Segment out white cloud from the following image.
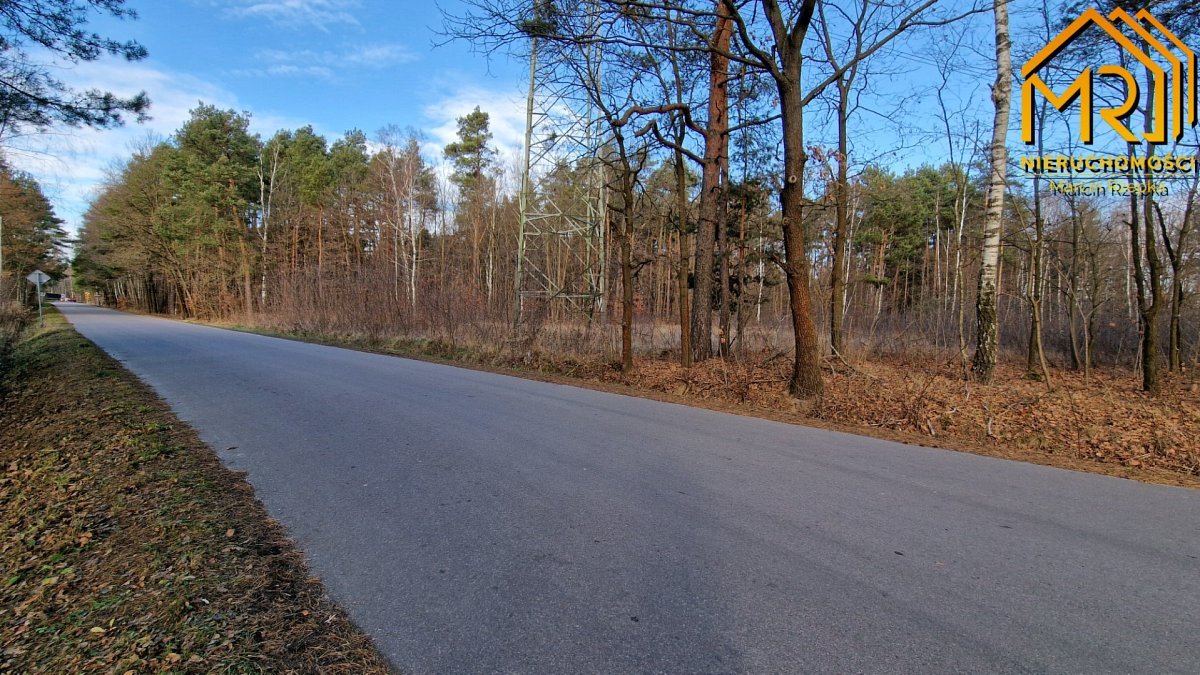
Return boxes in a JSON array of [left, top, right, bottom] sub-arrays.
[[216, 0, 360, 30], [233, 43, 416, 80], [268, 64, 335, 78], [423, 83, 527, 162], [421, 82, 533, 197], [345, 44, 415, 66], [3, 60, 309, 237], [424, 82, 605, 196]]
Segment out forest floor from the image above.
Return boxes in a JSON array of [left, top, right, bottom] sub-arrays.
[[222, 320, 1200, 490], [0, 309, 390, 673]]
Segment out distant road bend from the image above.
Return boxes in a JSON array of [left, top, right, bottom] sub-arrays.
[[59, 303, 1200, 673]]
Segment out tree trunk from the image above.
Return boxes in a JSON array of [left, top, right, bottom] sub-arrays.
[[239, 236, 253, 318], [718, 155, 731, 358], [1159, 168, 1197, 373], [411, 211, 422, 312], [1134, 50, 1165, 393], [1140, 153, 1164, 394], [778, 73, 823, 398], [621, 222, 634, 373], [691, 4, 731, 363], [830, 80, 851, 356], [972, 0, 1012, 384], [1026, 99, 1048, 380], [1067, 195, 1083, 370], [674, 144, 692, 369]]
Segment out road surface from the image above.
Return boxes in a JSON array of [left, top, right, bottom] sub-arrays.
[[57, 304, 1199, 673]]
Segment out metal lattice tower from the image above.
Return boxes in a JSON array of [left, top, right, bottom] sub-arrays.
[[513, 13, 607, 325]]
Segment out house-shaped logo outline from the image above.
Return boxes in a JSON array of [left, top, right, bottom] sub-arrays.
[[1021, 8, 1195, 146]]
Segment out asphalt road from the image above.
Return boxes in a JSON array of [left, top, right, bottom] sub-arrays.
[[58, 303, 1200, 674]]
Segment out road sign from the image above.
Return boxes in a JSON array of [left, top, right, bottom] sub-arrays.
[[26, 269, 50, 327]]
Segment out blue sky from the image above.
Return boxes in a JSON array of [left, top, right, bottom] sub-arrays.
[[7, 0, 534, 235]]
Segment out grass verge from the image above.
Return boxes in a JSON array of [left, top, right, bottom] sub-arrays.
[[1, 308, 391, 673]]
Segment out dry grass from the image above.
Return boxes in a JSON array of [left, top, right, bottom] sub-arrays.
[[0, 309, 391, 673], [606, 354, 1200, 486], [0, 301, 28, 364]]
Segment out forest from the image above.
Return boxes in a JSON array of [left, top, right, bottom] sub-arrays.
[[0, 159, 68, 303], [2, 0, 1198, 476]]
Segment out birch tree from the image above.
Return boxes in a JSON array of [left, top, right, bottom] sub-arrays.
[[970, 0, 1011, 384]]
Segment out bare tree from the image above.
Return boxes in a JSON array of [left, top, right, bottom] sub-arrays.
[[723, 0, 979, 396], [1157, 164, 1198, 372]]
